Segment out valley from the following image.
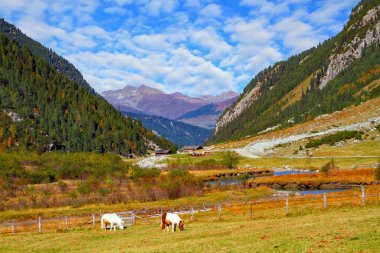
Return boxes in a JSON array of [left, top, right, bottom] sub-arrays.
[[0, 0, 380, 252]]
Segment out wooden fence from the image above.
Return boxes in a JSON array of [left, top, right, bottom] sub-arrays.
[[0, 186, 379, 235]]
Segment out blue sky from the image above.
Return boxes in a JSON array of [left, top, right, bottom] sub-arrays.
[[0, 0, 360, 96]]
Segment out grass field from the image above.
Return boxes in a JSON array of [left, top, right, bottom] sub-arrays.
[[1, 202, 380, 252]]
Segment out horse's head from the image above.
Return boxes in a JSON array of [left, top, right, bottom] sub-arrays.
[[179, 220, 185, 231], [119, 221, 124, 230]]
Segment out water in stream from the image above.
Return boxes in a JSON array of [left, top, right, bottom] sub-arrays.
[[276, 188, 350, 196]]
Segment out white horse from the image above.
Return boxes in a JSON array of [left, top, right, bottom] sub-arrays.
[[101, 213, 124, 231], [161, 212, 185, 232]]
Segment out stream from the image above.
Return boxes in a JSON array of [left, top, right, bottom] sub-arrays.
[[206, 169, 353, 195]]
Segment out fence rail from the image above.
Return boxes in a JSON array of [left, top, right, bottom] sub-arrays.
[[1, 186, 379, 235]]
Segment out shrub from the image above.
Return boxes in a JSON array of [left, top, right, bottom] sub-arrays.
[[320, 158, 335, 173], [130, 167, 161, 181], [57, 180, 68, 192], [305, 131, 363, 148], [221, 151, 240, 169], [77, 181, 92, 196], [375, 164, 380, 180]]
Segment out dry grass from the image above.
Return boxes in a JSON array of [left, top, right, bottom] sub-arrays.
[[238, 156, 379, 169], [354, 78, 380, 97], [252, 168, 378, 186], [0, 187, 274, 222], [279, 72, 314, 110]]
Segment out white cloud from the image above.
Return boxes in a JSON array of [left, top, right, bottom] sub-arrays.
[[143, 0, 179, 16], [199, 4, 222, 18], [0, 0, 360, 96], [104, 6, 127, 14], [188, 27, 233, 61]]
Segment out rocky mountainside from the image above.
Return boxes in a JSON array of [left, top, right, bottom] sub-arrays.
[[210, 0, 380, 144], [0, 19, 94, 93], [102, 85, 238, 125], [124, 111, 213, 147]]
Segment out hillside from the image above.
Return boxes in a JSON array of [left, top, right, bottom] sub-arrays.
[[0, 32, 175, 154], [102, 85, 238, 125], [0, 19, 94, 93], [124, 111, 212, 147], [210, 0, 380, 144], [177, 96, 238, 129]]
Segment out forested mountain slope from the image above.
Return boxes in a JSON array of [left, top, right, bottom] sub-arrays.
[[0, 33, 175, 154], [0, 19, 94, 93], [209, 0, 380, 144], [124, 112, 212, 147]]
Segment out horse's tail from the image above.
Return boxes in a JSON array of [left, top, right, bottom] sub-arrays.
[[161, 212, 167, 229]]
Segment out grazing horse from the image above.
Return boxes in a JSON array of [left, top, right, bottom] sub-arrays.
[[161, 212, 185, 232], [101, 213, 124, 231]]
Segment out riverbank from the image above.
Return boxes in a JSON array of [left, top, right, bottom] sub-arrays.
[[248, 168, 379, 190]]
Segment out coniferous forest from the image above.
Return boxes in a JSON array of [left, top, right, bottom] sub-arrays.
[[0, 33, 175, 154]]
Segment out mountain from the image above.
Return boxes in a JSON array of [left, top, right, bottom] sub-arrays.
[[0, 19, 94, 93], [0, 25, 176, 154], [199, 90, 239, 103], [102, 85, 239, 125], [177, 96, 238, 129], [124, 112, 213, 147], [209, 0, 380, 144], [102, 85, 208, 119]]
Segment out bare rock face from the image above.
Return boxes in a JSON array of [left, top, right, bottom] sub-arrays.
[[320, 7, 380, 89], [215, 83, 261, 133]]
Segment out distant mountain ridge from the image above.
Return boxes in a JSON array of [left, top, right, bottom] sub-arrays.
[[124, 111, 213, 147], [102, 85, 239, 128], [177, 96, 238, 129]]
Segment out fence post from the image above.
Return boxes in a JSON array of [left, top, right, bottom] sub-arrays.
[[323, 193, 327, 208], [11, 220, 14, 235], [285, 194, 289, 214], [218, 203, 222, 219], [190, 206, 194, 221], [132, 212, 136, 225], [361, 186, 365, 206], [65, 216, 68, 230], [38, 217, 42, 233], [92, 214, 96, 226], [249, 201, 253, 218]]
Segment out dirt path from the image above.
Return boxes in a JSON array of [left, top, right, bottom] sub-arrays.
[[237, 116, 380, 158]]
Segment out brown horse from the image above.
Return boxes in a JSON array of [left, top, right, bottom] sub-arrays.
[[161, 212, 184, 232]]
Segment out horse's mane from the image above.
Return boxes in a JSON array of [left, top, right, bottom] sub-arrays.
[[161, 212, 167, 229]]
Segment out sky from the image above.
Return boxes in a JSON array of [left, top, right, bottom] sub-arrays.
[[0, 0, 360, 97]]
